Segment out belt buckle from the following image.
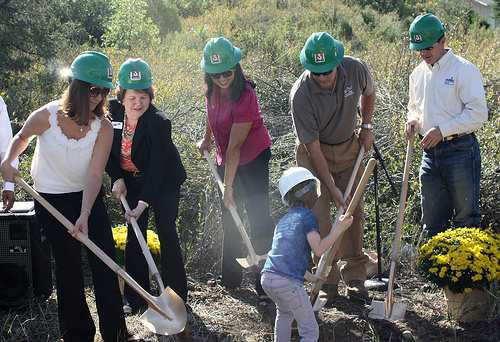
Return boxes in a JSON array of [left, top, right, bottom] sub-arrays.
[[444, 132, 469, 141]]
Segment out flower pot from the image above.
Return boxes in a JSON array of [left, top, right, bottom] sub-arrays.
[[444, 286, 487, 322]]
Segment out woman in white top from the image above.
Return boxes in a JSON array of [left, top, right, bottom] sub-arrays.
[[1, 51, 141, 342]]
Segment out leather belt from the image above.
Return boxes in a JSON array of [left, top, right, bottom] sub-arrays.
[[443, 132, 471, 141]]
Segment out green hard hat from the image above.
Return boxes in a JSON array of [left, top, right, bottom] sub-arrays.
[[409, 14, 446, 50], [200, 37, 242, 73], [117, 58, 153, 90], [300, 32, 344, 73], [68, 51, 115, 89]]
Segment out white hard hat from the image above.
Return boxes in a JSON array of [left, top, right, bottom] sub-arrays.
[[279, 167, 320, 205]]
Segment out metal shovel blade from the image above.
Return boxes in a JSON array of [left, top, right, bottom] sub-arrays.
[[312, 297, 327, 312], [140, 286, 188, 335], [369, 300, 407, 321], [236, 253, 268, 268]]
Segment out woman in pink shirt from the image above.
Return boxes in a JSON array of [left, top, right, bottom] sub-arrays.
[[197, 37, 274, 304]]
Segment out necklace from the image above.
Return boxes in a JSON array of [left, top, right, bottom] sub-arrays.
[[122, 113, 136, 142]]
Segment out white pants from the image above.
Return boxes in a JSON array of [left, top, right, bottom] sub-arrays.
[[261, 272, 319, 342]]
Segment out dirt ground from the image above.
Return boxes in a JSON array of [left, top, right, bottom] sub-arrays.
[[3, 259, 500, 342]]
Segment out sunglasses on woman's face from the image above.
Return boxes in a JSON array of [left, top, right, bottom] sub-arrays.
[[89, 87, 110, 98], [209, 69, 234, 79]]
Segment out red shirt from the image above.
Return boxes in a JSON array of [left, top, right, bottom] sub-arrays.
[[207, 82, 271, 165]]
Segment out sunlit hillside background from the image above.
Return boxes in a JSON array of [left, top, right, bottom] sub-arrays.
[[2, 0, 500, 275]]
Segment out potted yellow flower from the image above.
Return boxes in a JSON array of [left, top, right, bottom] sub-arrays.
[[112, 225, 161, 267], [418, 227, 500, 321]]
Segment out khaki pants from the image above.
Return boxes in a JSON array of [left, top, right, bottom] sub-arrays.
[[296, 135, 368, 285]]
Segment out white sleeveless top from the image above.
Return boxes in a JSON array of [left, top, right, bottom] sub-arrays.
[[31, 101, 102, 194]]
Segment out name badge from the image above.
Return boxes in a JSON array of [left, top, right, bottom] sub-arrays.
[[112, 122, 123, 129]]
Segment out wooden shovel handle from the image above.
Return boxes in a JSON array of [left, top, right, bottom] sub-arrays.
[[120, 194, 165, 291], [386, 134, 415, 316], [203, 150, 260, 263], [14, 175, 172, 320], [310, 158, 376, 305]]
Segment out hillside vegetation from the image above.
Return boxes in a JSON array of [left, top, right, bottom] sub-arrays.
[[2, 0, 500, 274]]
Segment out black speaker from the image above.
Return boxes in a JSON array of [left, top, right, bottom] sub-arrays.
[[0, 202, 52, 307]]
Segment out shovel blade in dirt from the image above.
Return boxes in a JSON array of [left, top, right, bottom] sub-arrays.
[[140, 286, 188, 335], [369, 300, 407, 321]]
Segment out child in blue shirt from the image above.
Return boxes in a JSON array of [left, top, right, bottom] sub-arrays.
[[261, 167, 352, 342]]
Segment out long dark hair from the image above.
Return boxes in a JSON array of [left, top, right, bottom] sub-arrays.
[[59, 79, 109, 125], [204, 63, 256, 107]]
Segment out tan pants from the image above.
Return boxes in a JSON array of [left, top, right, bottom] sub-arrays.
[[296, 136, 369, 285]]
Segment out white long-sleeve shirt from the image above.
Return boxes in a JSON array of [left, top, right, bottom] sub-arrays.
[[0, 96, 19, 192], [407, 49, 487, 138]]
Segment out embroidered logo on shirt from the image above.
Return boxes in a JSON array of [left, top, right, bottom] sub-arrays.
[[130, 71, 141, 81], [211, 54, 221, 64], [413, 35, 422, 42], [112, 122, 123, 129], [314, 53, 325, 63], [344, 85, 354, 97], [445, 77, 455, 86]]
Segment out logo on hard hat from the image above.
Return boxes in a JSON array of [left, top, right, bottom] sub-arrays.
[[107, 68, 113, 79], [130, 71, 141, 81], [211, 55, 221, 64], [413, 35, 422, 42], [314, 53, 325, 63]]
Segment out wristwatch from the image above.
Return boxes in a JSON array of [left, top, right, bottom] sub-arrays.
[[360, 123, 372, 130]]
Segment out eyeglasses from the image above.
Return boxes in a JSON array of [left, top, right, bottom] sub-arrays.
[[209, 69, 234, 79], [89, 87, 110, 98], [311, 69, 334, 77], [418, 39, 441, 52]]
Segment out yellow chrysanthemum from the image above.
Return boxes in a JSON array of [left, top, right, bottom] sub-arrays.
[[418, 227, 500, 294]]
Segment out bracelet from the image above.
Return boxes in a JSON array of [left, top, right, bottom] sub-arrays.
[[223, 183, 232, 188], [138, 200, 149, 208], [81, 209, 91, 215]]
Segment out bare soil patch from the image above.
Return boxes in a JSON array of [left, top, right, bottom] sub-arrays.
[[2, 260, 500, 341]]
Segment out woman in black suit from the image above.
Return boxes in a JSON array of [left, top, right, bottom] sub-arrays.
[[105, 58, 188, 314]]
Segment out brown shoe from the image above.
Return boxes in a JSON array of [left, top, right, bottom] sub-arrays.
[[318, 284, 339, 301], [346, 280, 369, 301]]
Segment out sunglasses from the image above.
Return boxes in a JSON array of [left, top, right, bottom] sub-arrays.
[[209, 69, 234, 79], [418, 39, 441, 52], [311, 69, 334, 77], [89, 87, 110, 98]]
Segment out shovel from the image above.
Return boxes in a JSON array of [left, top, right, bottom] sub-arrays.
[[310, 156, 376, 311], [309, 146, 365, 310], [369, 134, 414, 321], [15, 176, 187, 335], [120, 194, 165, 291], [120, 195, 192, 339], [203, 149, 267, 268]]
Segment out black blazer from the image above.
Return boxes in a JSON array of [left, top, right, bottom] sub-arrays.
[[106, 98, 186, 205]]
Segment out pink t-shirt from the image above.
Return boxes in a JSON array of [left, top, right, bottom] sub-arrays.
[[207, 82, 271, 166]]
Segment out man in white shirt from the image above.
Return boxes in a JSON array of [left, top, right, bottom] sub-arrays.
[[405, 14, 487, 237], [0, 96, 18, 212]]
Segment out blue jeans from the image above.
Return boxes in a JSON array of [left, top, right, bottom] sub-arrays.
[[261, 272, 319, 342], [420, 133, 481, 237]]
